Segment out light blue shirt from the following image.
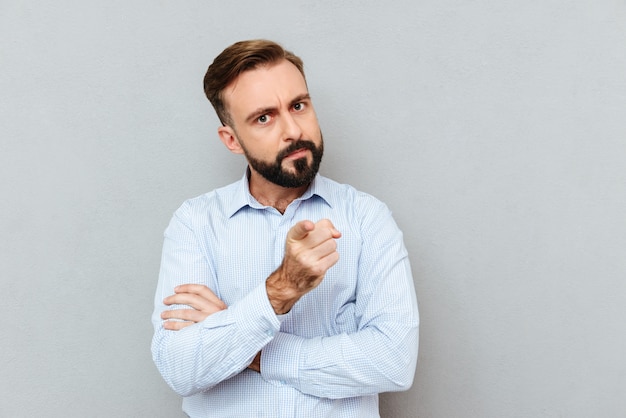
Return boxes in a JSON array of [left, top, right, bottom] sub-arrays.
[[152, 172, 419, 418]]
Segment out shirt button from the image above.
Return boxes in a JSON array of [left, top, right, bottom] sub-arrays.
[[266, 329, 274, 337]]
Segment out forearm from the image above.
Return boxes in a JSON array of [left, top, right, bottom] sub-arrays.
[[261, 322, 418, 399], [262, 249, 419, 399], [152, 283, 280, 396]]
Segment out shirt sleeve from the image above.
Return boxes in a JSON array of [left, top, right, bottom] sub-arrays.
[[259, 202, 419, 399], [150, 202, 281, 397]]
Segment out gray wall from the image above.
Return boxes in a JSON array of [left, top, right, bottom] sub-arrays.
[[2, 1, 625, 417]]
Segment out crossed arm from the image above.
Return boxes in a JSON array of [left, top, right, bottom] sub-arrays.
[[159, 218, 342, 374], [152, 213, 418, 398], [161, 283, 262, 370]]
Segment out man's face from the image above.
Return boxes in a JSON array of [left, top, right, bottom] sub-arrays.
[[220, 60, 323, 188]]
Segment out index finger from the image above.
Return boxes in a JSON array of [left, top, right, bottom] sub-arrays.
[[287, 220, 315, 241], [315, 219, 341, 239]]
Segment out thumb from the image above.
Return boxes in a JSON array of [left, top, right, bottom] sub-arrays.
[[288, 220, 315, 241]]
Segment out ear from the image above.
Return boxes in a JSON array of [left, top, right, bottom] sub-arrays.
[[218, 125, 244, 155]]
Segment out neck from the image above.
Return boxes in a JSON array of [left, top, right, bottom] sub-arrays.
[[248, 168, 309, 214]]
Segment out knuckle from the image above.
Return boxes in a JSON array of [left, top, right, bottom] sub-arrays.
[[293, 251, 308, 265]]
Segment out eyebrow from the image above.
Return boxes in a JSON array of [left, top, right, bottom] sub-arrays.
[[244, 93, 311, 124], [290, 93, 311, 107]]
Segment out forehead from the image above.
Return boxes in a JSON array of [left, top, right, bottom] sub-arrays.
[[223, 60, 308, 117]]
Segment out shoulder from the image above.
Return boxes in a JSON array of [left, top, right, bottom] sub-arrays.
[[174, 179, 242, 223]]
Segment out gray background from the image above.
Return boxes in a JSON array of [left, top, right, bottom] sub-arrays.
[[2, 1, 625, 417]]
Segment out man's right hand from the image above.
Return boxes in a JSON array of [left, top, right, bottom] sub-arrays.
[[266, 219, 341, 315]]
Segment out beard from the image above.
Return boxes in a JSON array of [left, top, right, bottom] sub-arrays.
[[242, 135, 324, 188]]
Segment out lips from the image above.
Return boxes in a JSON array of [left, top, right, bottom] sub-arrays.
[[285, 148, 308, 159], [277, 139, 317, 162]]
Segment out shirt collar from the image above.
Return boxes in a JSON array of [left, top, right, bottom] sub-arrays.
[[226, 169, 334, 218]]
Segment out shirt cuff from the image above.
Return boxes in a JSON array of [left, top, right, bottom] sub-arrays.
[[226, 282, 282, 347], [261, 331, 304, 386]]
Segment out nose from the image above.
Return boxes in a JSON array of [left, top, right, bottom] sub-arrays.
[[280, 112, 303, 142]]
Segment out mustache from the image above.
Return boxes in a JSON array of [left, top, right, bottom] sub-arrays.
[[276, 140, 318, 161]]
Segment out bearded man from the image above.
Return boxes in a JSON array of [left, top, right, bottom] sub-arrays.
[[151, 39, 419, 418]]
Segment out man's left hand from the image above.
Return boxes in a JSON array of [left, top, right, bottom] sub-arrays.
[[161, 284, 227, 330]]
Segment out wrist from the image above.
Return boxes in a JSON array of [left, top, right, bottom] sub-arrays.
[[266, 267, 301, 315]]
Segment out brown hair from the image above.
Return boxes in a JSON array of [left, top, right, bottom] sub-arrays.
[[203, 39, 305, 126]]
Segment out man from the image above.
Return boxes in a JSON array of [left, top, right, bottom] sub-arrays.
[[151, 39, 419, 417]]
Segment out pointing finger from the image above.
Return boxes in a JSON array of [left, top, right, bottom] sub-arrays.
[[288, 220, 315, 241], [316, 219, 341, 239]]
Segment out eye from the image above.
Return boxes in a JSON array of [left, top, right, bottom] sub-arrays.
[[292, 102, 305, 112], [257, 114, 271, 124]]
